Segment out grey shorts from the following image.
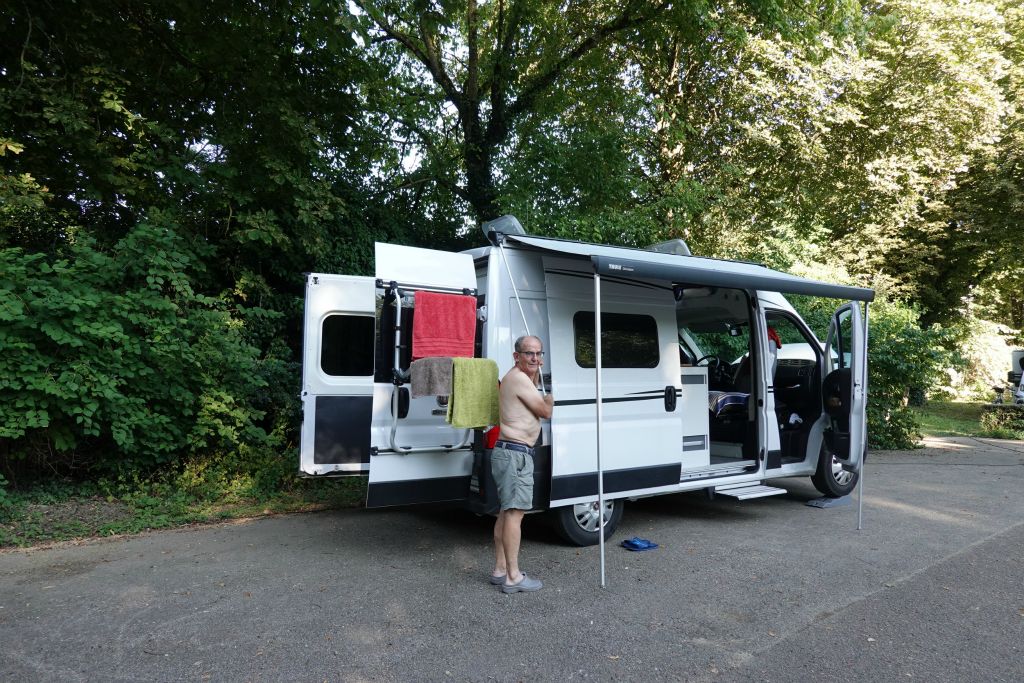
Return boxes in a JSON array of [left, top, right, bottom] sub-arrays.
[[490, 444, 535, 511]]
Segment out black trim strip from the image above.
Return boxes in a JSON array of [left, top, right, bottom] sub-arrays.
[[556, 394, 666, 407], [551, 463, 681, 500], [681, 375, 706, 385], [366, 475, 470, 508]]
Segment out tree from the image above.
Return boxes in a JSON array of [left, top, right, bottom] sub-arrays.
[[349, 0, 674, 222]]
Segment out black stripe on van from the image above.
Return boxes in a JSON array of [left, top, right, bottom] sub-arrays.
[[314, 395, 373, 465], [555, 393, 667, 407], [366, 476, 470, 508], [550, 463, 681, 500]]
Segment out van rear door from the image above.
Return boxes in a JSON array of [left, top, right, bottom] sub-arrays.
[[300, 274, 377, 476], [366, 243, 480, 507], [823, 303, 867, 470]]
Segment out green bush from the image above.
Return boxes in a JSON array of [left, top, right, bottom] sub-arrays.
[[0, 222, 270, 478], [980, 405, 1024, 439], [863, 301, 958, 449]]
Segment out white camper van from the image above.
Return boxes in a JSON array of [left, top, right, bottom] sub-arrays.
[[300, 217, 873, 545]]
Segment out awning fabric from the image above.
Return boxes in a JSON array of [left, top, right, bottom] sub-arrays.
[[504, 234, 875, 302]]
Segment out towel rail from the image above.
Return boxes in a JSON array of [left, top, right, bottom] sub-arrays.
[[385, 290, 472, 454], [377, 278, 477, 297]]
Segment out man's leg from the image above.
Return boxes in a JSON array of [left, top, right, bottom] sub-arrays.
[[492, 510, 507, 578], [501, 508, 525, 584]]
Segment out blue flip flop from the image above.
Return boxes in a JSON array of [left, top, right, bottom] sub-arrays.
[[620, 537, 658, 551]]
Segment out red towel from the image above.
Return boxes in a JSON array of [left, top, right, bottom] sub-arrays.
[[412, 291, 477, 360]]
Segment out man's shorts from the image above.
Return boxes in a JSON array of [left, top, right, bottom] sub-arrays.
[[490, 442, 535, 511]]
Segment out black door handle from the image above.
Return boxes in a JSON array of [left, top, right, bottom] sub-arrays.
[[664, 385, 677, 412]]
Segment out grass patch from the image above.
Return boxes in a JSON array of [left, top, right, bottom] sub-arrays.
[[913, 400, 987, 438], [0, 475, 367, 549]]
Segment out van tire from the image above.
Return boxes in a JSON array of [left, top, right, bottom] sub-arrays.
[[811, 444, 859, 498], [548, 499, 624, 546]]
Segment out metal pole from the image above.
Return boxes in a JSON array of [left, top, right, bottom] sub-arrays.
[[594, 272, 606, 587], [858, 302, 870, 531], [498, 242, 545, 394], [857, 451, 864, 531]]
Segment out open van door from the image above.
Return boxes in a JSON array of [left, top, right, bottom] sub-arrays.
[[300, 274, 378, 476], [823, 303, 867, 472], [365, 243, 479, 508]]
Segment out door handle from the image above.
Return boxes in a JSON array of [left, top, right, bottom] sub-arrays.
[[664, 385, 677, 412]]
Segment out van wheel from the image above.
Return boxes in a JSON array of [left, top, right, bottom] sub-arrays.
[[811, 444, 858, 498], [549, 499, 624, 546]]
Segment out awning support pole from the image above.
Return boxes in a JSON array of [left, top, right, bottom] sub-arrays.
[[858, 301, 870, 531], [594, 271, 606, 587]]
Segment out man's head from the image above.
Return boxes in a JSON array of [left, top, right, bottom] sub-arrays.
[[513, 335, 544, 377]]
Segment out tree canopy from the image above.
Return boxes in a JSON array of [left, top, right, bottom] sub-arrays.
[[2, 0, 1022, 474]]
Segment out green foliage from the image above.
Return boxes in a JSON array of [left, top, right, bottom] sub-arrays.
[[980, 405, 1024, 439], [862, 302, 959, 449], [930, 317, 1020, 400], [0, 223, 269, 475]]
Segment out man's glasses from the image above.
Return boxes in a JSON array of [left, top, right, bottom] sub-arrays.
[[517, 351, 544, 359]]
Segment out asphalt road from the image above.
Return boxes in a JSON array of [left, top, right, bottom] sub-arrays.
[[1, 436, 1022, 682]]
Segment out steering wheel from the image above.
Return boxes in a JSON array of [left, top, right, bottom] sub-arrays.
[[696, 354, 730, 385]]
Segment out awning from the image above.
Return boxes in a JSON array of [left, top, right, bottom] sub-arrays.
[[504, 234, 875, 302]]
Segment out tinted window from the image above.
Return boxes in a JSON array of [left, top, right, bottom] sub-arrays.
[[321, 314, 375, 376], [574, 312, 659, 368]]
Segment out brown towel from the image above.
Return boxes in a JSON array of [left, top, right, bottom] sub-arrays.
[[409, 357, 453, 398]]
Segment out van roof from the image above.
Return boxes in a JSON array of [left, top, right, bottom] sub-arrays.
[[502, 234, 875, 302]]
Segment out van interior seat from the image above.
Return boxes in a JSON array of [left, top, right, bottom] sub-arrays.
[[708, 390, 749, 418]]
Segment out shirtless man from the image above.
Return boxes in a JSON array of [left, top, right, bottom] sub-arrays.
[[490, 335, 553, 593]]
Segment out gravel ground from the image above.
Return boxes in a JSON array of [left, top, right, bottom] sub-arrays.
[[1, 436, 1022, 682]]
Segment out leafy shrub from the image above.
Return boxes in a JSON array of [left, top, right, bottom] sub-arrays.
[[863, 301, 958, 449], [0, 222, 270, 478], [980, 405, 1024, 439]]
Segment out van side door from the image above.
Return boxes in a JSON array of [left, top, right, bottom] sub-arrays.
[[823, 303, 867, 471], [544, 261, 684, 506]]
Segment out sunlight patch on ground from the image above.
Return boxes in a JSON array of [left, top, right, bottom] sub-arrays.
[[865, 496, 981, 529]]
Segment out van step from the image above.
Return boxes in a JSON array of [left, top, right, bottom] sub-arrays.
[[714, 484, 788, 500]]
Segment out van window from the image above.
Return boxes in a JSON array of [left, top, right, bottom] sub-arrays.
[[573, 312, 659, 368], [321, 314, 375, 376]]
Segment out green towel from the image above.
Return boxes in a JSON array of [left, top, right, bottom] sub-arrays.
[[446, 358, 500, 428]]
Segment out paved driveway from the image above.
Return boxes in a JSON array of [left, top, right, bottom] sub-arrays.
[[1, 437, 1022, 682]]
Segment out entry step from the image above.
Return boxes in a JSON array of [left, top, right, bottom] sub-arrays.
[[714, 484, 788, 500]]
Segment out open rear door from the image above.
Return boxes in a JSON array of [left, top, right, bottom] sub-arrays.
[[300, 274, 377, 475], [823, 303, 867, 471], [365, 243, 480, 507]]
